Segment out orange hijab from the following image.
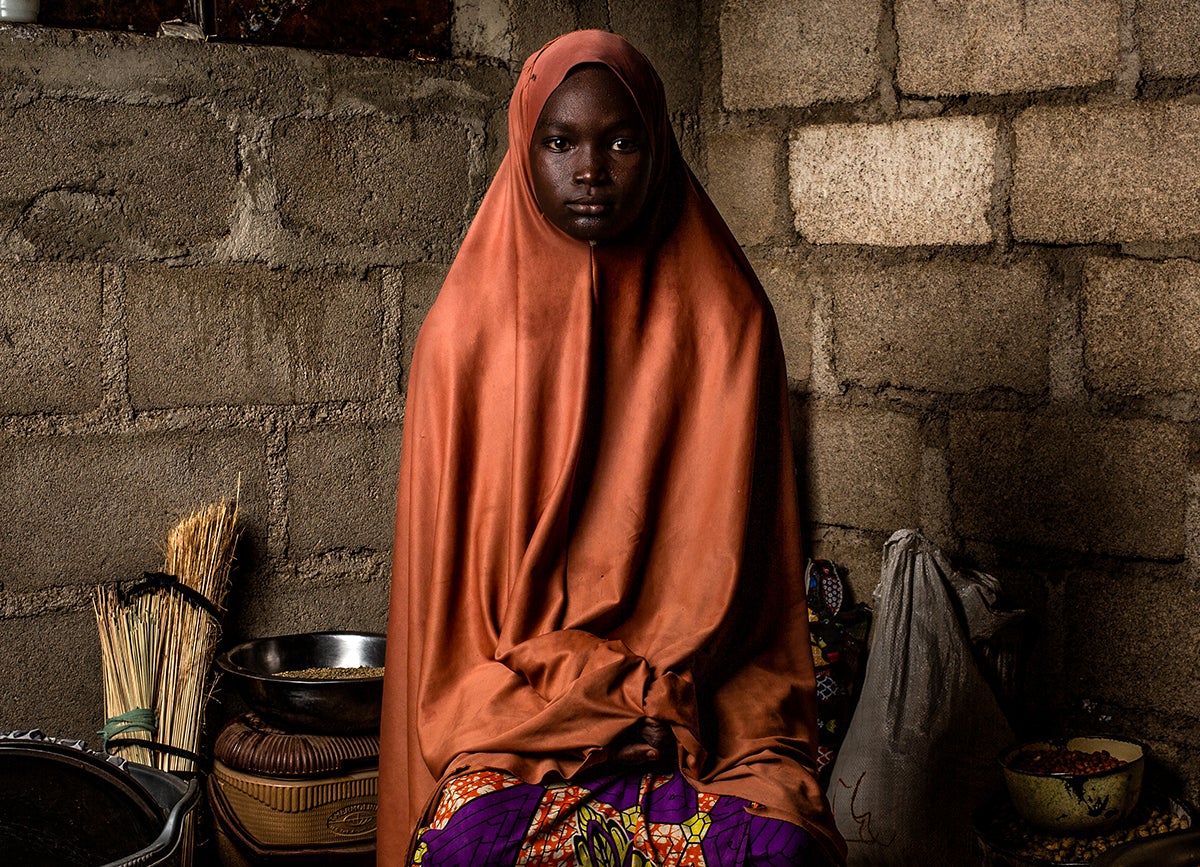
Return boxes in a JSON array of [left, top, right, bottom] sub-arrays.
[[377, 29, 844, 865]]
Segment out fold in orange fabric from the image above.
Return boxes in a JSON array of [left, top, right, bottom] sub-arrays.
[[376, 29, 845, 866]]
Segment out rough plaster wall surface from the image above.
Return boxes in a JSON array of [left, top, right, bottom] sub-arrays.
[[273, 116, 474, 256], [454, 0, 515, 59], [0, 431, 271, 593], [125, 265, 383, 408], [1066, 562, 1200, 715], [289, 423, 405, 557], [610, 0, 702, 114], [1, 100, 236, 257], [803, 403, 923, 531], [895, 0, 1122, 96], [508, 0, 580, 62], [0, 27, 515, 739], [0, 612, 101, 745], [750, 255, 813, 384], [951, 411, 1188, 559]]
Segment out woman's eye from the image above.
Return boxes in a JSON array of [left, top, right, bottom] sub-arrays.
[[611, 138, 641, 153], [545, 137, 569, 152]]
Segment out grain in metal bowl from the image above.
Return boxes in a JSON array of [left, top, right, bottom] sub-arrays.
[[216, 632, 385, 734]]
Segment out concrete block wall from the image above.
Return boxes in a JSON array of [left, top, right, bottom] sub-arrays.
[[711, 0, 1200, 799], [0, 2, 704, 742], [6, 0, 1200, 816]]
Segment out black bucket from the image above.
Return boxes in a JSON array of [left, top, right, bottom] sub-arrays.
[[0, 730, 200, 867]]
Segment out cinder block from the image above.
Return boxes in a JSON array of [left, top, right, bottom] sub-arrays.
[[126, 265, 382, 408], [316, 53, 510, 121], [706, 125, 783, 247], [0, 263, 103, 414], [1065, 564, 1200, 714], [0, 28, 311, 117], [0, 28, 511, 139], [720, 0, 881, 110], [0, 99, 235, 257], [288, 423, 404, 557], [951, 411, 1187, 559], [271, 115, 472, 253], [229, 568, 390, 639], [790, 116, 995, 246], [508, 0, 578, 68], [831, 256, 1051, 393], [748, 255, 812, 384], [895, 0, 1120, 96], [0, 610, 102, 741], [801, 403, 922, 532], [1012, 101, 1200, 244], [610, 0, 702, 113], [1137, 0, 1200, 79], [0, 431, 266, 591], [1084, 257, 1200, 396]]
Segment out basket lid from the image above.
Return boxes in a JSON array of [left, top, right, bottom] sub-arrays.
[[214, 713, 380, 777]]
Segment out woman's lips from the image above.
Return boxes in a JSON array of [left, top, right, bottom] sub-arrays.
[[566, 201, 612, 215]]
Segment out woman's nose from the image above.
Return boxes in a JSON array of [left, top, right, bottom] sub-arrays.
[[573, 147, 610, 185]]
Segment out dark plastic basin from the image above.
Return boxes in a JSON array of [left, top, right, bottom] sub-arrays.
[[0, 730, 199, 867]]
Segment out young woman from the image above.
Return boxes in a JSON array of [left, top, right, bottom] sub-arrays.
[[377, 29, 845, 866]]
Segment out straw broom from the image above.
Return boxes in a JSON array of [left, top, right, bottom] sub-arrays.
[[155, 497, 240, 775], [94, 587, 160, 767], [158, 496, 239, 867], [95, 489, 240, 867]]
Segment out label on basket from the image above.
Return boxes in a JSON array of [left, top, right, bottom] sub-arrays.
[[328, 802, 378, 837]]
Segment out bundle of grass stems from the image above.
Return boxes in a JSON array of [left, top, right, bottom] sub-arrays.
[[94, 492, 240, 865]]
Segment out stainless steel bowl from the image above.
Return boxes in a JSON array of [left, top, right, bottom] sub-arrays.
[[216, 632, 386, 734]]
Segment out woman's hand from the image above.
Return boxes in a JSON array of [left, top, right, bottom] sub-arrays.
[[611, 718, 674, 765]]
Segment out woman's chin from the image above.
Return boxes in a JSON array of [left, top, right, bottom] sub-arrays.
[[552, 214, 634, 244]]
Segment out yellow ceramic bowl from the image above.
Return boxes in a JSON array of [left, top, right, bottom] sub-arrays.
[[1001, 736, 1146, 835]]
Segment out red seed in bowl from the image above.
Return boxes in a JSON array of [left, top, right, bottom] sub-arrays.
[[1011, 746, 1125, 775]]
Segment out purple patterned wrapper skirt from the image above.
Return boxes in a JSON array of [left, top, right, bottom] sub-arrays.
[[409, 768, 829, 866]]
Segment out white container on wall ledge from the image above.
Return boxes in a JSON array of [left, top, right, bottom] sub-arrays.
[[0, 0, 39, 23]]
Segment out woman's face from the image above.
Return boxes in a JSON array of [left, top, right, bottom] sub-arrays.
[[528, 65, 653, 244]]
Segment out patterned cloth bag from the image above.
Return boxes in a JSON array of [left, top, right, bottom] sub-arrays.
[[805, 559, 871, 784]]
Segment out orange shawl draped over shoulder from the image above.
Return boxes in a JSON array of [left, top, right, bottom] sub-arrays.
[[377, 29, 844, 866]]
